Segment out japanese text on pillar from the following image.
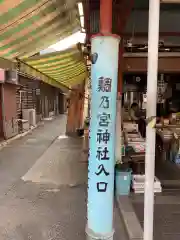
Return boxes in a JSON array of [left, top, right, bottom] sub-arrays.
[[96, 77, 112, 193]]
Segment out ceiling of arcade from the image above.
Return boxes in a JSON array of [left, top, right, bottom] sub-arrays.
[[84, 0, 180, 52]]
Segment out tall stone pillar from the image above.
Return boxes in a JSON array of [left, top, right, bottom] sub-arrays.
[[86, 35, 120, 240], [86, 0, 120, 238]]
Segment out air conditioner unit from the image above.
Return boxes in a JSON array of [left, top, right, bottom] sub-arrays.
[[5, 70, 18, 84], [22, 109, 36, 127]]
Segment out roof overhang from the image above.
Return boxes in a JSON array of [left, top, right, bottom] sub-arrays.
[[0, 0, 80, 59], [23, 45, 87, 88]]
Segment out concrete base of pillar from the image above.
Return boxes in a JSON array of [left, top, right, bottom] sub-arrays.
[[66, 129, 84, 138], [65, 131, 77, 137], [86, 227, 114, 240]]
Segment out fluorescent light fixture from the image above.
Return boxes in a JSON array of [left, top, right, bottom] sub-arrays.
[[161, 0, 180, 2], [78, 2, 84, 16], [40, 31, 86, 54], [77, 2, 85, 32], [80, 16, 84, 28]]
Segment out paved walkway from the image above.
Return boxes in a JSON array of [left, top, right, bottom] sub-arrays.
[[0, 115, 127, 240], [132, 191, 180, 240], [128, 156, 180, 240]]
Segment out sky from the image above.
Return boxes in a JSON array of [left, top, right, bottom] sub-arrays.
[[40, 31, 86, 54]]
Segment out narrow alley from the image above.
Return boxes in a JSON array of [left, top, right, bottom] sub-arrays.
[[0, 115, 126, 240]]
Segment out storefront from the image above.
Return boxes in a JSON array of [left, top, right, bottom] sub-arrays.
[[121, 72, 180, 192], [16, 75, 63, 124], [0, 70, 19, 140], [3, 82, 18, 139], [39, 82, 59, 119], [0, 71, 65, 139], [16, 75, 40, 121]]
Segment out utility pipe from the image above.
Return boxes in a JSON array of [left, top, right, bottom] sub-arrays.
[[144, 1, 160, 240], [116, 43, 124, 164]]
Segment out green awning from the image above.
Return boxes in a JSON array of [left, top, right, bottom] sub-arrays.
[[0, 0, 80, 59], [23, 46, 87, 87]]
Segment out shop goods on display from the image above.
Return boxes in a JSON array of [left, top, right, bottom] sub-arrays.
[[132, 175, 162, 194]]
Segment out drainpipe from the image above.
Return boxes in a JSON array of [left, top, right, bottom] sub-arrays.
[[144, 0, 160, 240], [86, 0, 120, 239]]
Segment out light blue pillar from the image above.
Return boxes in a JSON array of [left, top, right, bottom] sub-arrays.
[[86, 35, 120, 240]]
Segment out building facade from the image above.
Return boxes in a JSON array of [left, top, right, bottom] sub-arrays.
[[0, 69, 66, 141]]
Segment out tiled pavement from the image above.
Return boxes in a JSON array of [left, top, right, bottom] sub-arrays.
[[132, 191, 180, 240], [0, 115, 127, 240], [131, 157, 180, 240]]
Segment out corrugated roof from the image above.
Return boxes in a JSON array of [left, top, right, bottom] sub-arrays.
[[0, 0, 80, 59], [24, 46, 87, 88]]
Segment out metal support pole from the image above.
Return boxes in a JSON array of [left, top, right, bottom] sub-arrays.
[[144, 1, 160, 240], [116, 43, 124, 164], [116, 92, 122, 164]]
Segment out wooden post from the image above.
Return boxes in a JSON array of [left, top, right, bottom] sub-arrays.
[[100, 0, 112, 34]]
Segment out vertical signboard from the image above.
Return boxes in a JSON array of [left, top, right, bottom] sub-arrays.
[[87, 35, 120, 239]]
